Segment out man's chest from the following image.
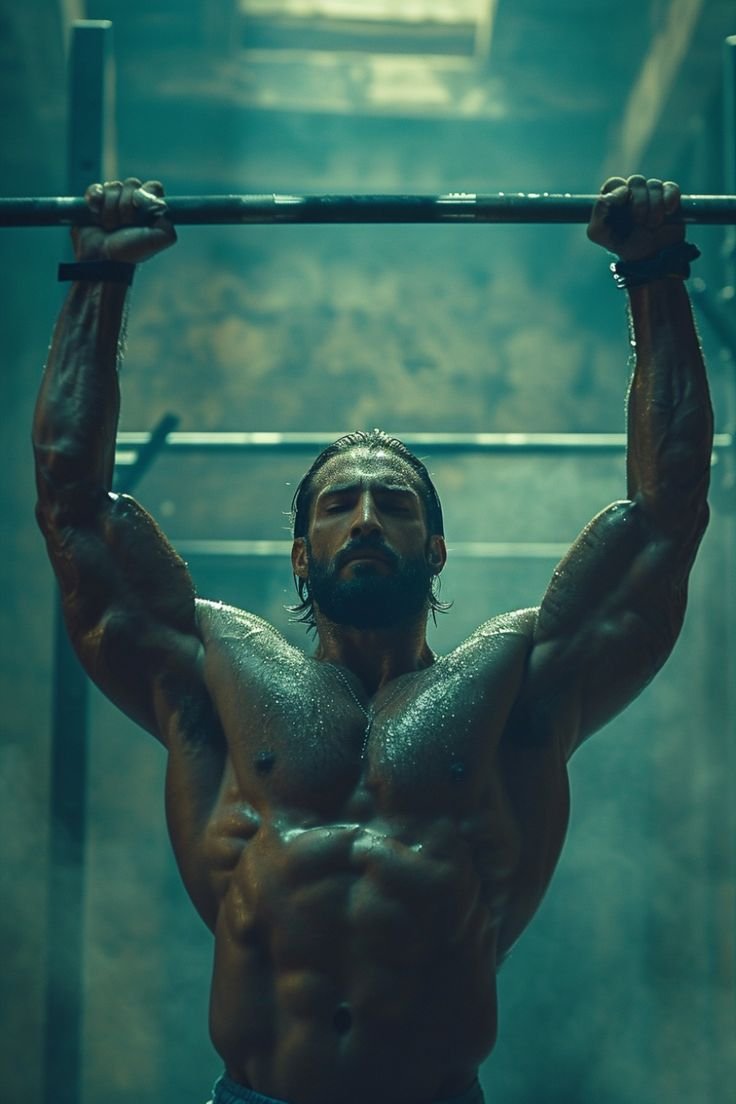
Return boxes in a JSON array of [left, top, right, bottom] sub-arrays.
[[203, 644, 533, 820]]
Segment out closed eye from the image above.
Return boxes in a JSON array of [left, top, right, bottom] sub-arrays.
[[376, 491, 418, 513], [317, 485, 420, 516]]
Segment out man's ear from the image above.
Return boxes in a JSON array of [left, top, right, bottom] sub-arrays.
[[427, 535, 447, 575], [291, 537, 308, 579]]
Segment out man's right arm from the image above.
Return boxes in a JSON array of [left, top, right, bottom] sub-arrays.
[[33, 178, 200, 743]]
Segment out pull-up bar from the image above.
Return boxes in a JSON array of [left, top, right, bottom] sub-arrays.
[[2, 192, 736, 226]]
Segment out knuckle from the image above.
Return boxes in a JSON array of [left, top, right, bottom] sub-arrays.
[[663, 181, 681, 203], [601, 176, 626, 194]]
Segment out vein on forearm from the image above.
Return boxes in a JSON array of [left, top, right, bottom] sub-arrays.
[[625, 279, 713, 536], [33, 281, 129, 517]]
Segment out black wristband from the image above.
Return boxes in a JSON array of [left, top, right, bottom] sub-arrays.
[[58, 260, 135, 286], [610, 242, 700, 290]]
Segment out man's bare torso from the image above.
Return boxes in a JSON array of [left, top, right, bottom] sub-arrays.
[[163, 601, 570, 1104]]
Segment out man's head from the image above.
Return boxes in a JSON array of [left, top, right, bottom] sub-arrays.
[[289, 430, 448, 632]]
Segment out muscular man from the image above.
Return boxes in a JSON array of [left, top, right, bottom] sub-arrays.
[[33, 175, 712, 1104]]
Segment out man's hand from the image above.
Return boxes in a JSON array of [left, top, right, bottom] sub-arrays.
[[587, 174, 684, 261], [72, 177, 177, 264]]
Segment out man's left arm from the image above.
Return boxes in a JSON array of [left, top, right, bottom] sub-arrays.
[[522, 175, 713, 758]]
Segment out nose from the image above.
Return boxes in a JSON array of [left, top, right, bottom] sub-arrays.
[[349, 491, 382, 539]]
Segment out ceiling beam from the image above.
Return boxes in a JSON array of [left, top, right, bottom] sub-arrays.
[[239, 0, 486, 22]]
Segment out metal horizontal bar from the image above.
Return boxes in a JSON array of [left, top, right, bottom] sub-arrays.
[[3, 193, 736, 227], [113, 430, 733, 462], [176, 539, 570, 560]]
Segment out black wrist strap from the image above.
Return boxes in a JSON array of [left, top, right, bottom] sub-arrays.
[[58, 260, 135, 286], [610, 242, 700, 289]]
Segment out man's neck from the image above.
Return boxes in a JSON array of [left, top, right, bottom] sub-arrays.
[[313, 615, 435, 695]]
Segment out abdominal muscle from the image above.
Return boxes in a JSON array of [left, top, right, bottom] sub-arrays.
[[208, 813, 500, 1104]]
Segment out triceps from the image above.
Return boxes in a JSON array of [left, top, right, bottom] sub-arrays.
[[533, 499, 697, 747], [536, 500, 646, 643], [39, 489, 199, 730], [98, 493, 197, 628]]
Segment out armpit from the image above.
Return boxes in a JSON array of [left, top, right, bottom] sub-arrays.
[[196, 598, 283, 647]]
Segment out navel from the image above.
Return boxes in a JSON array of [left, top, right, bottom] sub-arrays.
[[332, 1003, 352, 1034]]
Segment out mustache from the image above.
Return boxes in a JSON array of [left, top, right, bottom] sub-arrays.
[[334, 537, 400, 571]]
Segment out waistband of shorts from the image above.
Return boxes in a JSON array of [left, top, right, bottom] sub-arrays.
[[210, 1076, 290, 1104], [211, 1073, 485, 1104]]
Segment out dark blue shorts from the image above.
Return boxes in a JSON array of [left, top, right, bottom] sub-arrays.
[[210, 1073, 485, 1104]]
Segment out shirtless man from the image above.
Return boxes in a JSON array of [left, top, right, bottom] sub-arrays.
[[33, 174, 712, 1104]]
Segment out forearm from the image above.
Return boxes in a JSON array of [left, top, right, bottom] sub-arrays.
[[33, 279, 129, 524], [625, 278, 713, 534]]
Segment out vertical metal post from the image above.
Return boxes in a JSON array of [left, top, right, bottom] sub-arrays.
[[723, 36, 736, 289], [43, 21, 113, 1104], [717, 37, 736, 1104]]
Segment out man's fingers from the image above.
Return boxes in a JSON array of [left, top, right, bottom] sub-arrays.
[[96, 180, 122, 232], [135, 179, 176, 249], [75, 174, 176, 262], [130, 180, 170, 238], [84, 182, 104, 213], [142, 180, 165, 199], [599, 185, 630, 208], [645, 178, 666, 227], [133, 181, 167, 213], [587, 180, 629, 243], [626, 174, 649, 224], [662, 180, 681, 216], [119, 177, 143, 227], [84, 178, 166, 228], [601, 176, 627, 196], [588, 172, 685, 259]]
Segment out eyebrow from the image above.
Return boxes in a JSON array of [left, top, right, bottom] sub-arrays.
[[317, 481, 419, 499]]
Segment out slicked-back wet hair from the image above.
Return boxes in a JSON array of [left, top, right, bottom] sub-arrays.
[[289, 429, 449, 631]]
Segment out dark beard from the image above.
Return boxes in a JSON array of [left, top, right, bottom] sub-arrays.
[[306, 537, 434, 630]]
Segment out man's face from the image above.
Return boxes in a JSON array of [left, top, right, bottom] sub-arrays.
[[293, 448, 445, 631]]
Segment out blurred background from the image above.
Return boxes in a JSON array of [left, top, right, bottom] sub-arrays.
[[1, 1, 735, 1102]]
